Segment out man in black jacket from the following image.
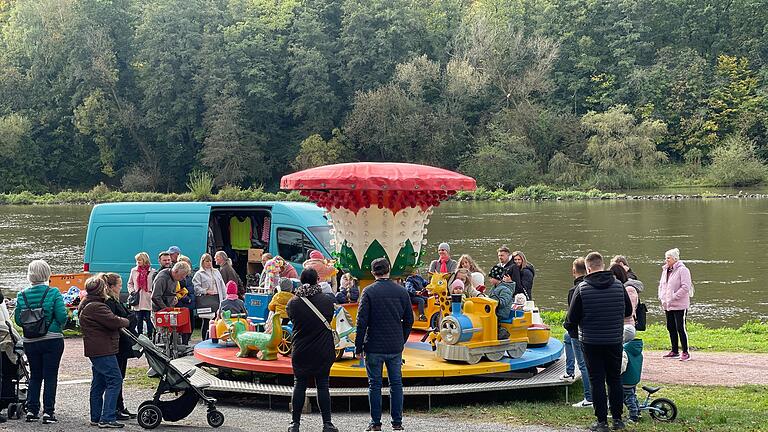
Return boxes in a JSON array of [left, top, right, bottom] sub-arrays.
[[497, 245, 522, 289], [565, 252, 632, 432], [355, 258, 413, 432]]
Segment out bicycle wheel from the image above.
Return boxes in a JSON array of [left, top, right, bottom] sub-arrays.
[[649, 398, 678, 422]]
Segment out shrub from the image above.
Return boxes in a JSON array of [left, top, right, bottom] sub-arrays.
[[707, 135, 767, 186], [186, 171, 214, 200], [121, 165, 157, 192]]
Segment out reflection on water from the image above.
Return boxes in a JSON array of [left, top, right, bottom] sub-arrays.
[[1, 200, 767, 327]]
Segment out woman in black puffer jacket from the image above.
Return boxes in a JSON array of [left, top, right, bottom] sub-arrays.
[[285, 268, 337, 432]]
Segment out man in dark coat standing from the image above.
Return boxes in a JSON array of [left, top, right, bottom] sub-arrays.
[[565, 252, 633, 432], [356, 258, 414, 432]]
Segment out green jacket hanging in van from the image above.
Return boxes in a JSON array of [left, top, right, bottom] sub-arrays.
[[230, 216, 252, 251]]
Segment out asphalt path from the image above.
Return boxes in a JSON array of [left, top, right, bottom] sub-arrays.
[[5, 381, 577, 432]]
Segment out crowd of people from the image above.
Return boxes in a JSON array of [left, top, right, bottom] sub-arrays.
[[563, 249, 693, 432], [3, 243, 694, 431]]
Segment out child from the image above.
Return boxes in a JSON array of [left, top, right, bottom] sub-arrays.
[[487, 265, 514, 339], [404, 272, 429, 321], [268, 278, 294, 325], [621, 332, 644, 423], [450, 279, 465, 295], [335, 273, 359, 304], [219, 281, 246, 318]]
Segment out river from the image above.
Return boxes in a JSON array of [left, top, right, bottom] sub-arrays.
[[2, 200, 766, 327]]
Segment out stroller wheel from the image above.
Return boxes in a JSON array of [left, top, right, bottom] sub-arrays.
[[137, 404, 162, 429], [207, 410, 225, 428]]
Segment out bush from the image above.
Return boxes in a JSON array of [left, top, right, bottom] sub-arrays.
[[186, 171, 214, 200], [121, 165, 157, 192], [707, 135, 767, 186]]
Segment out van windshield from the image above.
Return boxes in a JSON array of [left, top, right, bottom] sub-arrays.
[[308, 226, 332, 253]]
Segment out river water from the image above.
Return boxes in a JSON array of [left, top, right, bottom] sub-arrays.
[[2, 200, 767, 327]]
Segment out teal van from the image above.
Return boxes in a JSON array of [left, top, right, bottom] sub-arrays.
[[83, 201, 332, 294]]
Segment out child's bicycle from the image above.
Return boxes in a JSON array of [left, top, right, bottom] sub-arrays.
[[638, 385, 678, 422]]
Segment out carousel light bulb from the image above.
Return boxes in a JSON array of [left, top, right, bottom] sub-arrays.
[[424, 219, 430, 225], [421, 239, 428, 245], [400, 221, 407, 226], [364, 231, 369, 237]]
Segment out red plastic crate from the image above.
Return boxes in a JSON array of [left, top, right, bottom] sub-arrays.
[[155, 308, 191, 334]]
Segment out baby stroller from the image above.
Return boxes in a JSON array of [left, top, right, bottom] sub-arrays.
[[122, 329, 225, 429], [0, 317, 29, 420]]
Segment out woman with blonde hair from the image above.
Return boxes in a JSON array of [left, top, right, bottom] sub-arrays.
[[128, 252, 154, 337], [458, 254, 485, 292], [102, 273, 137, 421], [193, 253, 227, 339]]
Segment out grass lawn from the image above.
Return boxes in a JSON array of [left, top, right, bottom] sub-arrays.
[[427, 382, 768, 431], [542, 311, 768, 353]]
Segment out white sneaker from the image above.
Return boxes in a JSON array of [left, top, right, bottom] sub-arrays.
[[560, 373, 575, 381], [572, 399, 593, 408]]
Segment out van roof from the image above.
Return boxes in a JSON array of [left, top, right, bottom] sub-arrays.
[[91, 201, 327, 224]]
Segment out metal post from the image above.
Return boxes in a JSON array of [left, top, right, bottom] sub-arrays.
[[565, 385, 569, 404], [428, 394, 432, 411]]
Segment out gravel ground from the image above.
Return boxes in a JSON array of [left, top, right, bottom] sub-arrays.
[[5, 381, 574, 432]]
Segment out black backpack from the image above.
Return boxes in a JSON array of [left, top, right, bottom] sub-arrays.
[[635, 302, 647, 331], [19, 287, 52, 339]]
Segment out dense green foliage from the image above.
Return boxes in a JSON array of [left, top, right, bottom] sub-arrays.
[[2, 0, 768, 193]]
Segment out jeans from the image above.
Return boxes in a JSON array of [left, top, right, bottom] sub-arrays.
[[291, 374, 332, 425], [23, 338, 64, 416], [89, 355, 123, 423], [410, 296, 425, 316], [365, 352, 404, 427], [665, 310, 688, 353], [581, 343, 624, 423], [623, 385, 639, 420], [135, 310, 153, 337], [563, 333, 592, 401]]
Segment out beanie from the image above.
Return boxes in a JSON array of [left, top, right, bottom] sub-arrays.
[[279, 278, 293, 293], [438, 242, 450, 252], [470, 272, 485, 288], [309, 250, 324, 260], [450, 279, 465, 291], [226, 280, 238, 300], [488, 264, 505, 281]]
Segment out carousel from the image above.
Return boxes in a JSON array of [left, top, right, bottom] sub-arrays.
[[193, 163, 563, 383]]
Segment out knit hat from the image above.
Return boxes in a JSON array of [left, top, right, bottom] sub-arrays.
[[167, 246, 181, 254], [438, 242, 450, 252], [309, 250, 324, 260], [470, 272, 485, 288], [665, 248, 680, 260], [488, 264, 505, 281], [226, 280, 238, 300], [279, 278, 293, 293], [85, 277, 105, 296], [450, 279, 464, 291]]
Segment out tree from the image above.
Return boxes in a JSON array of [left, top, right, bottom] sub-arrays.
[[708, 134, 766, 186], [582, 105, 667, 187], [460, 123, 538, 190], [293, 130, 348, 170]]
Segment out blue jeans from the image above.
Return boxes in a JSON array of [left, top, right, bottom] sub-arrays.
[[24, 338, 65, 415], [89, 355, 123, 423], [563, 333, 592, 401], [365, 352, 404, 427], [623, 385, 639, 419]]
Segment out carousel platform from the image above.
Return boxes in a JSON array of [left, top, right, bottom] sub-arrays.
[[178, 341, 576, 408], [193, 334, 563, 379]]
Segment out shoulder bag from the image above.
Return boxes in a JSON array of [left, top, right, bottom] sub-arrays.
[[300, 296, 340, 346]]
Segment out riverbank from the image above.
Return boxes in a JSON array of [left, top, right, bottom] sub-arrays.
[[3, 184, 768, 205]]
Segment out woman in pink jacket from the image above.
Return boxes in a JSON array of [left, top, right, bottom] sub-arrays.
[[658, 248, 692, 361]]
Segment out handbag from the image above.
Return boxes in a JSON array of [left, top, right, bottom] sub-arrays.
[[195, 294, 220, 316], [127, 290, 140, 307], [635, 302, 647, 331], [300, 296, 340, 346]]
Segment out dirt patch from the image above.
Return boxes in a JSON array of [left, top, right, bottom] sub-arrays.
[[642, 350, 768, 386]]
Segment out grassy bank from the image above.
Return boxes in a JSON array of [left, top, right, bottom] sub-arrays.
[[430, 382, 768, 431], [2, 183, 766, 205], [542, 311, 768, 353]]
